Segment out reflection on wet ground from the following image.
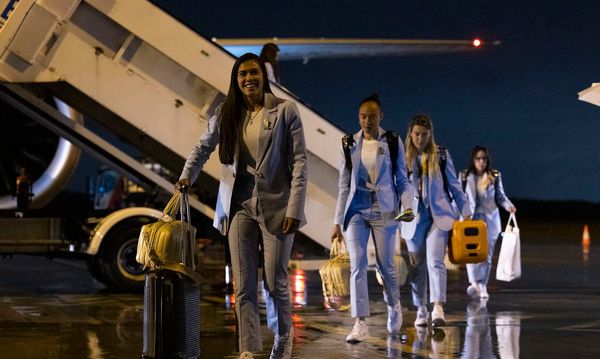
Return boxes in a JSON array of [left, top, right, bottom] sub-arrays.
[[1, 238, 600, 358]]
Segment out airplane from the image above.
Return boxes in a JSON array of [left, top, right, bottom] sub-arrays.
[[578, 83, 600, 107], [0, 0, 494, 290], [216, 37, 499, 64]]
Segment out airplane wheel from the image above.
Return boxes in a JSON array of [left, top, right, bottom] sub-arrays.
[[87, 254, 109, 286], [101, 226, 147, 291]]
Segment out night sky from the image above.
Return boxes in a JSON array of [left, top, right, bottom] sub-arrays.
[[152, 0, 600, 202]]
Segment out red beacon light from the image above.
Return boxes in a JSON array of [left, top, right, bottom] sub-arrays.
[[472, 38, 482, 47]]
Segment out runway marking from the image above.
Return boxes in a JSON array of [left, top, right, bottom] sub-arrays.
[[558, 320, 600, 333], [289, 259, 328, 271], [202, 295, 227, 305]]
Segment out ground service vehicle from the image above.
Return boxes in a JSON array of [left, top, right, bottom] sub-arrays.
[[0, 0, 482, 290], [0, 0, 343, 291]]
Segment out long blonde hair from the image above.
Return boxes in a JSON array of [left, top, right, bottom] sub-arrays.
[[405, 114, 440, 175]]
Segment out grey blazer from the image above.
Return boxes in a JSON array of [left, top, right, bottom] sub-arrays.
[[180, 93, 308, 235]]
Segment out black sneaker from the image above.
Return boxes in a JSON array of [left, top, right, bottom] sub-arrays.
[[270, 327, 293, 359]]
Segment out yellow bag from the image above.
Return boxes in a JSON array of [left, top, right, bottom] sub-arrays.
[[136, 191, 203, 283], [448, 219, 488, 264], [375, 253, 408, 286], [319, 238, 351, 311]]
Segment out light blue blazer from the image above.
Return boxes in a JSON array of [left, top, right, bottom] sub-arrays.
[[180, 93, 308, 235], [333, 128, 412, 230], [463, 170, 514, 235], [401, 147, 472, 240]]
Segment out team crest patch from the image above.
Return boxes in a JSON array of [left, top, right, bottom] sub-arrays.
[[263, 119, 272, 130]]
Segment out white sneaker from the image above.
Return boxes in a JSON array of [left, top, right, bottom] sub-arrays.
[[479, 284, 489, 299], [387, 301, 403, 334], [414, 305, 428, 327], [270, 326, 293, 359], [415, 325, 428, 342], [239, 352, 254, 359], [386, 334, 402, 357], [466, 284, 480, 299], [346, 319, 369, 343], [431, 305, 446, 327]]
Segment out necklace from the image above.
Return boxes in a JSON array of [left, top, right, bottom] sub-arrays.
[[247, 106, 263, 125]]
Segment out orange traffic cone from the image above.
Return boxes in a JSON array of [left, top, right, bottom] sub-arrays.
[[582, 225, 591, 254]]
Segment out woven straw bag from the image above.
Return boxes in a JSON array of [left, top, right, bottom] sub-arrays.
[[319, 238, 351, 310], [375, 253, 409, 286], [136, 190, 202, 283]]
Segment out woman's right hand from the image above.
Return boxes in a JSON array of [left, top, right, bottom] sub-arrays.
[[175, 178, 190, 191], [331, 225, 343, 242]]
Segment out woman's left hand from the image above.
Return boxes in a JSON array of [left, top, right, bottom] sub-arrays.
[[282, 217, 300, 234], [509, 206, 517, 213]]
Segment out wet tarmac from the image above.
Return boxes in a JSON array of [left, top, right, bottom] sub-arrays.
[[1, 225, 600, 358]]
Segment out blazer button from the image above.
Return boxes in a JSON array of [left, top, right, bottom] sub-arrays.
[[232, 173, 236, 178], [257, 172, 263, 178]]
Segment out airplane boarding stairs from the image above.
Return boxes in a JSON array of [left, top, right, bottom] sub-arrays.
[[0, 0, 344, 251]]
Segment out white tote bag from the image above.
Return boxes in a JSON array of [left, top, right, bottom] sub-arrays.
[[496, 213, 521, 281], [496, 312, 521, 359]]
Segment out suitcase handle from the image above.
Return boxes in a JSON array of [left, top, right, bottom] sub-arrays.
[[178, 187, 195, 270], [178, 188, 191, 224]]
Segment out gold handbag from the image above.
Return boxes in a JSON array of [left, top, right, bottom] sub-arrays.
[[136, 190, 203, 283], [319, 238, 351, 311]]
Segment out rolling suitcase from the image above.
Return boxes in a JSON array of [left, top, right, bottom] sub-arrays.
[[143, 270, 200, 359], [141, 187, 201, 359]]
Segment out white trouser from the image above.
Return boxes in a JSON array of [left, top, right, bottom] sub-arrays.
[[345, 191, 399, 318], [405, 202, 449, 307], [466, 212, 501, 285]]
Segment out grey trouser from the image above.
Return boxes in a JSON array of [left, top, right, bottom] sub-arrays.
[[229, 195, 294, 352]]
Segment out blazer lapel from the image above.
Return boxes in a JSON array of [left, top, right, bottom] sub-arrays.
[[256, 93, 279, 169], [350, 131, 362, 182], [411, 158, 420, 194], [466, 173, 477, 211], [374, 128, 387, 184]]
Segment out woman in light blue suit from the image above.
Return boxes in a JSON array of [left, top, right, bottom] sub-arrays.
[[177, 53, 307, 359], [401, 114, 472, 328], [332, 94, 414, 343], [462, 146, 516, 300]]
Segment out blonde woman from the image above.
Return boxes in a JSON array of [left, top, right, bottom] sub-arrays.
[[401, 114, 472, 327]]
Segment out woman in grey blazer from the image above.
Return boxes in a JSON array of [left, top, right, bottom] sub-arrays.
[[461, 146, 516, 300], [332, 94, 414, 343], [177, 53, 307, 359], [402, 114, 472, 328]]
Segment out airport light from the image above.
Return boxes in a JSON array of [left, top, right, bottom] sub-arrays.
[[472, 38, 482, 47]]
